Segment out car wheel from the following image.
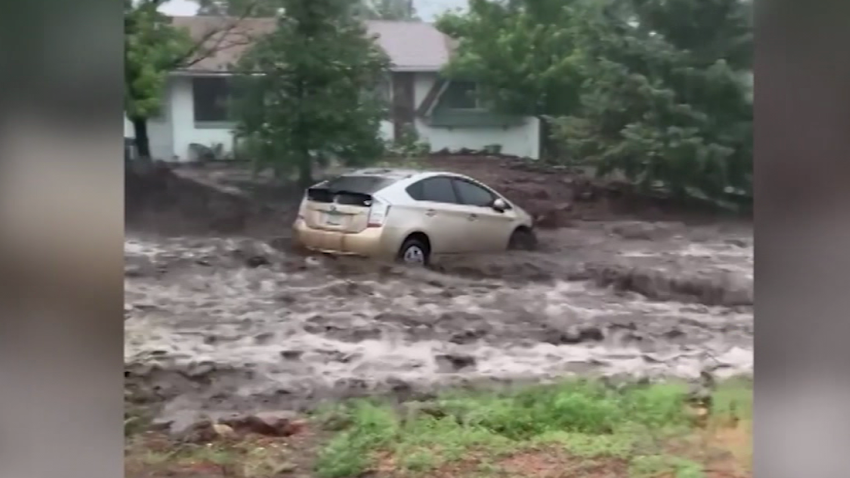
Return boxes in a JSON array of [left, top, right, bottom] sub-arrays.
[[508, 228, 538, 251], [398, 238, 430, 266]]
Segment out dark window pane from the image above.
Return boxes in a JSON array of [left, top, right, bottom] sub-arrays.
[[442, 81, 478, 109], [453, 179, 494, 207], [419, 177, 459, 203], [193, 77, 232, 122], [406, 181, 424, 200]]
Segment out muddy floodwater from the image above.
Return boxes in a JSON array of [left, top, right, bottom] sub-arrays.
[[125, 218, 752, 428]]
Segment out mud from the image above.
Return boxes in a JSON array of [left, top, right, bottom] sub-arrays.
[[124, 158, 753, 431]]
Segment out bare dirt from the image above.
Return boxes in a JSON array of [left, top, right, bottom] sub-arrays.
[[124, 156, 753, 433]]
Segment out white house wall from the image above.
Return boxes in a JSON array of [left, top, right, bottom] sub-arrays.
[[124, 116, 135, 138], [170, 76, 236, 161], [144, 72, 539, 162], [124, 78, 178, 161]]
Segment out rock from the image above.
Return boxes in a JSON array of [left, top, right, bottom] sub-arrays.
[[724, 238, 748, 248], [663, 327, 686, 340], [245, 255, 270, 268], [435, 353, 477, 372], [180, 419, 219, 443], [449, 329, 485, 345], [124, 264, 146, 277], [221, 410, 301, 437], [274, 462, 298, 474], [254, 332, 275, 344], [212, 423, 236, 438], [549, 325, 605, 344], [279, 349, 304, 360], [184, 361, 216, 379]]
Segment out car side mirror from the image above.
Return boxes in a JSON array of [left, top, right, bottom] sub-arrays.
[[492, 198, 508, 212]]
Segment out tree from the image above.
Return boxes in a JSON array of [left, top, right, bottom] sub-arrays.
[[125, 0, 193, 157], [553, 0, 753, 206], [437, 0, 753, 207], [125, 0, 256, 157], [232, 0, 391, 186], [435, 0, 589, 157]]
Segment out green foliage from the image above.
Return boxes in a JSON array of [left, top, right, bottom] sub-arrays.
[[386, 124, 431, 159], [554, 0, 753, 206], [435, 0, 587, 117], [314, 402, 398, 478], [314, 378, 752, 477], [232, 0, 391, 186], [437, 0, 753, 209], [124, 0, 193, 120]]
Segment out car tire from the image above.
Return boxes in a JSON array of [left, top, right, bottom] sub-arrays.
[[508, 228, 538, 251], [398, 237, 430, 266]]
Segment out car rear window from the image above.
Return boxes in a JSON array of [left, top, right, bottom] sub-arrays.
[[307, 175, 396, 206], [321, 175, 396, 194]]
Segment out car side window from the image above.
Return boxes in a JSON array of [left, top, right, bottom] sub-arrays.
[[406, 177, 459, 204], [452, 179, 495, 207]]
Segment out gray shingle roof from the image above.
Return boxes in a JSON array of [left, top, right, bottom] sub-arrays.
[[171, 16, 454, 73]]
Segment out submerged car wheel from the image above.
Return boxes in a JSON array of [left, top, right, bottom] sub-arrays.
[[508, 228, 538, 251], [398, 237, 430, 266]]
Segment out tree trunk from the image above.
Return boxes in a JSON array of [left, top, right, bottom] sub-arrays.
[[297, 155, 313, 188], [132, 117, 151, 159]]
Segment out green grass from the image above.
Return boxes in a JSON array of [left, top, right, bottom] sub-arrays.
[[312, 378, 753, 478]]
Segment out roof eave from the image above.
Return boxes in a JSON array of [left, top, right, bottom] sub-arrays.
[[390, 65, 443, 72]]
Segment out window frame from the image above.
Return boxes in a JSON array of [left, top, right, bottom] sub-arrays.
[[192, 76, 235, 127]]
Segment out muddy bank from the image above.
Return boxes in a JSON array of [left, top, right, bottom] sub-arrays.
[[153, 155, 751, 236], [426, 155, 751, 228], [125, 160, 293, 236]]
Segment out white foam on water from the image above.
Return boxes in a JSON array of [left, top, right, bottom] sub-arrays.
[[125, 229, 753, 406]]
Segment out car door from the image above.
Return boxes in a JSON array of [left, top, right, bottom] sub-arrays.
[[451, 177, 517, 252], [406, 176, 475, 254]]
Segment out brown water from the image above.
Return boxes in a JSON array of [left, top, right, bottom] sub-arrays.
[[124, 220, 752, 427]]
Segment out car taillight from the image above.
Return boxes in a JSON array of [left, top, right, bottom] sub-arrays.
[[367, 200, 390, 227], [297, 196, 307, 220]]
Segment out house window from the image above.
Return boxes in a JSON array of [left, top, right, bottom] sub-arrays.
[[192, 77, 232, 123], [442, 81, 483, 110]]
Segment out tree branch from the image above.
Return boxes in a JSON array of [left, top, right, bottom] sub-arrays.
[[172, 0, 261, 69]]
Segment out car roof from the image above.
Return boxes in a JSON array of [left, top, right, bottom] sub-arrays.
[[343, 168, 467, 181]]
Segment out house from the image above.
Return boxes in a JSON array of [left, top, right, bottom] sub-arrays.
[[126, 16, 541, 161]]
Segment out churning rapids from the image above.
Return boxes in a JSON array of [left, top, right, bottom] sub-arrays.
[[125, 219, 752, 427]]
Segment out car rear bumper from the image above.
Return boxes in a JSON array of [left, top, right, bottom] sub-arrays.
[[293, 219, 397, 260]]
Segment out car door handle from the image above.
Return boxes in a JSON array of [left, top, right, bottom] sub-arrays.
[[468, 213, 478, 221], [425, 209, 436, 217]]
